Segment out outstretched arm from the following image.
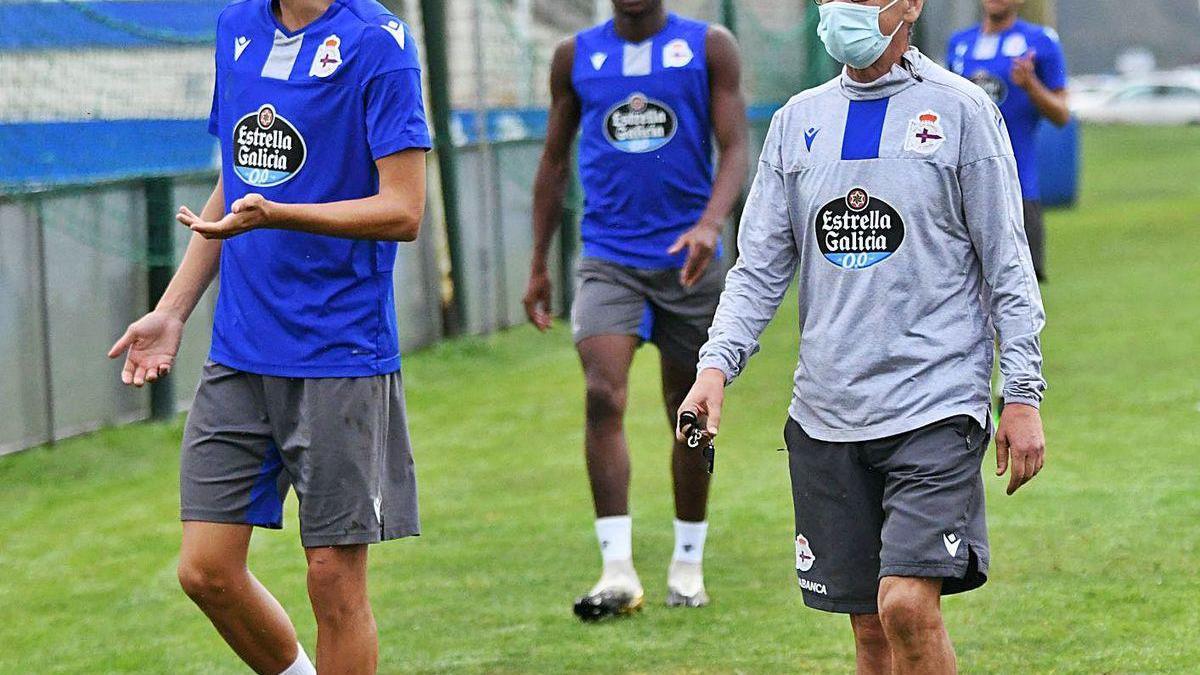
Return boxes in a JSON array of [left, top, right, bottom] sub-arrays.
[[523, 38, 581, 331], [668, 25, 749, 287], [109, 175, 225, 386]]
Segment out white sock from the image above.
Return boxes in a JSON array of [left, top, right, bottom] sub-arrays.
[[595, 515, 633, 563], [279, 644, 316, 675], [672, 519, 708, 565]]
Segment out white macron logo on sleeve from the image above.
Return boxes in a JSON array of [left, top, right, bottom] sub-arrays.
[[381, 20, 406, 49]]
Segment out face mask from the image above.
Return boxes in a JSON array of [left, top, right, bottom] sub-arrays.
[[817, 0, 905, 69]]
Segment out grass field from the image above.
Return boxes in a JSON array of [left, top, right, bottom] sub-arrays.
[[2, 125, 1198, 673]]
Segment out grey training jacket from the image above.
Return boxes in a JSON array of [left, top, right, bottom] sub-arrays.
[[698, 48, 1046, 442]]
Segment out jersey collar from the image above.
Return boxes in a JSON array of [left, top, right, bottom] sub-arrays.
[[263, 0, 342, 38], [839, 47, 926, 101]]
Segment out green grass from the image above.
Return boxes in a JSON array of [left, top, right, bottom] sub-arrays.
[[2, 125, 1199, 673]]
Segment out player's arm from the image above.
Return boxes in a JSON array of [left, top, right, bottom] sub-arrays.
[[178, 149, 426, 242], [1011, 35, 1070, 127], [668, 25, 749, 288], [523, 38, 581, 331], [109, 175, 225, 386], [678, 113, 797, 440], [958, 103, 1048, 495]]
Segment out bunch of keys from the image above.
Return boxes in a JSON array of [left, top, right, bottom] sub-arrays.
[[678, 410, 716, 475]]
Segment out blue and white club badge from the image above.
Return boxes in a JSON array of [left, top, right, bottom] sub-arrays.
[[309, 35, 343, 78], [905, 110, 946, 156], [603, 92, 678, 154], [662, 38, 694, 68], [815, 187, 906, 270], [232, 104, 308, 188]]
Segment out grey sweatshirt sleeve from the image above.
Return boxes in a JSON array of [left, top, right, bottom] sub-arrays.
[[697, 114, 799, 382], [958, 102, 1048, 407]]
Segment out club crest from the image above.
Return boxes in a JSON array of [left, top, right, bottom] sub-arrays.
[[309, 35, 342, 78], [662, 38, 694, 68], [795, 534, 816, 572], [905, 110, 946, 155]]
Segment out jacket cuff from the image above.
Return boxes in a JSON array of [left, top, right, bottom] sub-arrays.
[[696, 358, 737, 385], [1002, 396, 1041, 410]]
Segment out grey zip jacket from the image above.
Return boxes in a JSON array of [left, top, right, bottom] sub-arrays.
[[697, 48, 1046, 442]]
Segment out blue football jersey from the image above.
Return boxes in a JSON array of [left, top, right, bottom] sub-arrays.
[[947, 20, 1067, 200], [207, 0, 431, 378], [573, 13, 716, 269]]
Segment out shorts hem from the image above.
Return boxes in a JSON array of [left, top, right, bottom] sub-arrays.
[[181, 510, 283, 530], [880, 562, 968, 579], [573, 330, 646, 347], [300, 527, 421, 548], [801, 594, 879, 615]]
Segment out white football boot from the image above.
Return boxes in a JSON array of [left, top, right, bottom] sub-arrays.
[[666, 559, 709, 608], [573, 559, 645, 621]]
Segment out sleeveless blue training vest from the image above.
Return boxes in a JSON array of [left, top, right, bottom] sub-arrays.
[[572, 13, 715, 269]]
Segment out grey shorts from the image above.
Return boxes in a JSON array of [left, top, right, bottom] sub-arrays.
[[785, 415, 990, 614], [180, 361, 419, 548], [571, 257, 723, 365]]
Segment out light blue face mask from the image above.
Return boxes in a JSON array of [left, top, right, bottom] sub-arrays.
[[817, 0, 906, 69]]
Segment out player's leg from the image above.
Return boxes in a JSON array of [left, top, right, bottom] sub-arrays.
[[871, 415, 992, 674], [578, 334, 640, 519], [849, 614, 892, 675], [178, 522, 307, 674], [305, 545, 376, 674], [1023, 199, 1047, 281], [659, 352, 712, 607], [645, 261, 723, 607], [660, 351, 711, 522], [267, 370, 418, 666], [876, 577, 954, 674], [569, 260, 654, 619], [574, 333, 644, 619], [179, 362, 312, 674]]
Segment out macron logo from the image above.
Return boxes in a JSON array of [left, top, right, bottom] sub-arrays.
[[234, 36, 251, 61], [804, 127, 819, 151], [943, 533, 962, 557], [381, 20, 406, 49], [591, 52, 608, 71]]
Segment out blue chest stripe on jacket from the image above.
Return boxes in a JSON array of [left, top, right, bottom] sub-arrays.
[[842, 98, 891, 161]]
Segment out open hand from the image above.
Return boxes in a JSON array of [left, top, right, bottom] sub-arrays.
[[177, 193, 272, 240], [995, 403, 1046, 495], [107, 310, 185, 387]]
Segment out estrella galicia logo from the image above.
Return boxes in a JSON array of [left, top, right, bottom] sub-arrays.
[[815, 188, 905, 270], [233, 104, 307, 187], [969, 69, 1008, 105], [603, 92, 677, 153]]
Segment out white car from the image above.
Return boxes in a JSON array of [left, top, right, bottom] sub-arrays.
[[1073, 76, 1200, 125]]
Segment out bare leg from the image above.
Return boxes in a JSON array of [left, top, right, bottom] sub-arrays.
[[177, 522, 299, 674], [878, 577, 956, 675], [577, 335, 639, 517], [660, 353, 710, 522], [850, 614, 892, 675], [306, 545, 376, 674]]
